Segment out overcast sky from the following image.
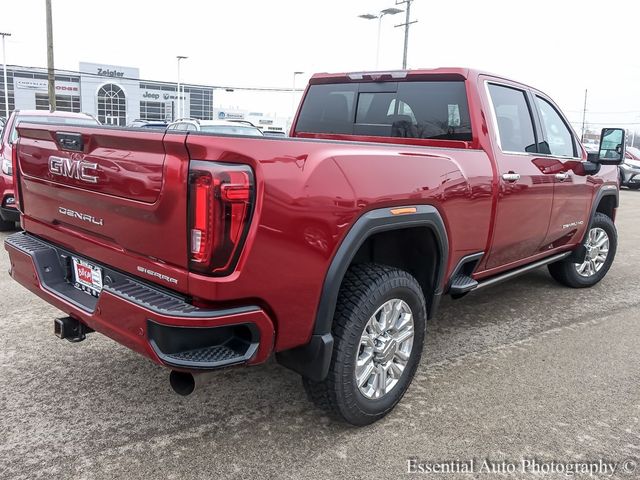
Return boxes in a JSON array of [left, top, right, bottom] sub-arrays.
[[4, 0, 640, 130]]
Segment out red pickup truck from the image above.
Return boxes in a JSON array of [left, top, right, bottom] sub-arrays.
[[5, 68, 624, 425]]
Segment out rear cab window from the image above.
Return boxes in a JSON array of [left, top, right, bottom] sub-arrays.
[[294, 80, 472, 142]]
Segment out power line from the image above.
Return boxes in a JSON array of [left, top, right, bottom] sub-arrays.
[[571, 120, 640, 125], [565, 109, 640, 115]]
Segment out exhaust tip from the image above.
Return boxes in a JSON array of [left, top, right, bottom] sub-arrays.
[[169, 371, 196, 396]]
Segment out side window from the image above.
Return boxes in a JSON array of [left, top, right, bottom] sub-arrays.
[[488, 84, 537, 153], [535, 96, 576, 157], [186, 123, 197, 132], [174, 123, 188, 131]]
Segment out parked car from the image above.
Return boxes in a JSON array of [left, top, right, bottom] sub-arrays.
[[582, 139, 599, 153], [5, 68, 623, 426], [0, 110, 100, 231], [619, 145, 640, 189], [167, 118, 263, 136], [127, 119, 169, 129]]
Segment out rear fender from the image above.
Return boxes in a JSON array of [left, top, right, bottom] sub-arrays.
[[276, 205, 448, 381]]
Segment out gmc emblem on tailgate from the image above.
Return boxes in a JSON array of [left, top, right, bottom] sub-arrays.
[[49, 156, 99, 183]]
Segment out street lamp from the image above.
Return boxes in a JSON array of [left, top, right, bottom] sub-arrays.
[[0, 32, 11, 118], [176, 55, 188, 119], [358, 7, 403, 68], [291, 71, 304, 117]]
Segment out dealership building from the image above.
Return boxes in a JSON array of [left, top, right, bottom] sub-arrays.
[[0, 62, 288, 133]]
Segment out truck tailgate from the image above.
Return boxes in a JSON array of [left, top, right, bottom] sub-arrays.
[[15, 124, 190, 290]]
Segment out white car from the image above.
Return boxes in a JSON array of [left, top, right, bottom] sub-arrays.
[[167, 119, 263, 136], [619, 146, 640, 190]]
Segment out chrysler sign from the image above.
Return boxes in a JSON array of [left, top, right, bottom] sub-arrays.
[[14, 78, 79, 93]]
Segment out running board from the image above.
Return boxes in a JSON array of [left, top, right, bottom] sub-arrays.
[[474, 252, 572, 291]]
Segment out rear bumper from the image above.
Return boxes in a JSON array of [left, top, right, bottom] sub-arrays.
[[4, 232, 275, 371], [0, 205, 19, 222]]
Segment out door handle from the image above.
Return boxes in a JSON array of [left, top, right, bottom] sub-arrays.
[[502, 172, 521, 182], [555, 173, 569, 181]]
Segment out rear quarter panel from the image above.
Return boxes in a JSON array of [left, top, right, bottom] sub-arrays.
[[186, 134, 494, 350]]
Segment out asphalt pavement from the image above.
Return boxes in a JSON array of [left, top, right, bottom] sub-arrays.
[[1, 191, 639, 480]]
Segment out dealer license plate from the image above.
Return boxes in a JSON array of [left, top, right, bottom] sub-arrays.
[[72, 257, 103, 297]]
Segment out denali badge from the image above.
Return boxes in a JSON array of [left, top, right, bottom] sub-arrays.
[[58, 206, 104, 226], [49, 156, 99, 183], [137, 266, 179, 285], [562, 220, 584, 229]]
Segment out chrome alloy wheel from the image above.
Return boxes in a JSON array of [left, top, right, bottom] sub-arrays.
[[355, 299, 414, 400], [576, 227, 610, 277]]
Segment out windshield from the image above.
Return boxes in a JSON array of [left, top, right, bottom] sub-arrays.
[[199, 125, 263, 136], [10, 115, 99, 143]]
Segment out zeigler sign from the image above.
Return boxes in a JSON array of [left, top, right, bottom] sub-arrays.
[[79, 62, 140, 81]]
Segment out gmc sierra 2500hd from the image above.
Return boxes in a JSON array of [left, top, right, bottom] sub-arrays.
[[5, 68, 625, 425]]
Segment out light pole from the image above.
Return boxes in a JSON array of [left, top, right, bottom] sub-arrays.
[[359, 8, 403, 68], [0, 32, 10, 118], [176, 55, 187, 119], [291, 71, 304, 117]]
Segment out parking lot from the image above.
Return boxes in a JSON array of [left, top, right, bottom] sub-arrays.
[[0, 190, 638, 480]]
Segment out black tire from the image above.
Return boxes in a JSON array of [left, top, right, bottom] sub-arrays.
[[0, 218, 16, 232], [628, 184, 640, 190], [548, 212, 617, 288], [303, 263, 426, 426]]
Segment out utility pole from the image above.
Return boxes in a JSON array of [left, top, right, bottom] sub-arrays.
[[0, 32, 10, 118], [580, 89, 588, 142], [395, 0, 417, 69], [291, 71, 303, 118], [45, 0, 56, 112]]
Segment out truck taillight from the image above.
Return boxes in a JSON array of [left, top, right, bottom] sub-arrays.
[[188, 161, 254, 276]]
